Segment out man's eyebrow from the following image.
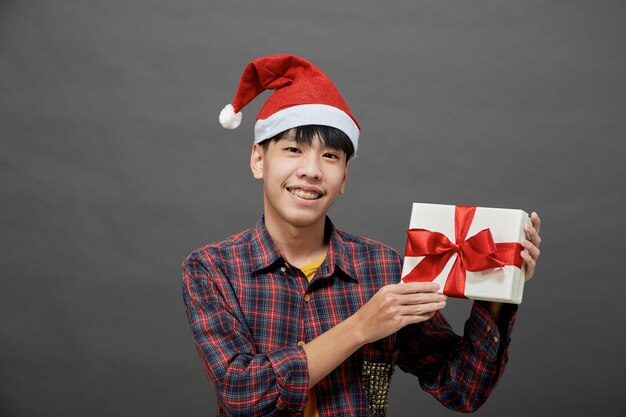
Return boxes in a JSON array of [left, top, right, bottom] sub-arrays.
[[275, 136, 297, 144], [322, 145, 344, 153]]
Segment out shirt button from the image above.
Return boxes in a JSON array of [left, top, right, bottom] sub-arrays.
[[304, 294, 311, 303], [493, 336, 499, 343], [486, 325, 492, 332], [280, 267, 286, 272], [297, 340, 305, 347]]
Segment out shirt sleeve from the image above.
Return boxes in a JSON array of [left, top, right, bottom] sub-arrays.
[[182, 253, 309, 416], [395, 300, 518, 412]]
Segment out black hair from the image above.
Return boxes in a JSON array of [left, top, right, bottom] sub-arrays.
[[260, 125, 355, 161]]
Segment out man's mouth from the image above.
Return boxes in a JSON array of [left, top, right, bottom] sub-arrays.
[[287, 187, 322, 200]]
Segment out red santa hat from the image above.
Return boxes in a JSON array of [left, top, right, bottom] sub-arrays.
[[219, 54, 360, 152]]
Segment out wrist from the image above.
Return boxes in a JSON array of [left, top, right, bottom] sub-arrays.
[[343, 312, 369, 348], [479, 301, 504, 321]]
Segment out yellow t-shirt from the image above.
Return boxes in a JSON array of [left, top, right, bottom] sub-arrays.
[[298, 254, 326, 417], [299, 255, 326, 282]]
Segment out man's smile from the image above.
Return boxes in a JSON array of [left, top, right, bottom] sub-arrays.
[[287, 187, 323, 200]]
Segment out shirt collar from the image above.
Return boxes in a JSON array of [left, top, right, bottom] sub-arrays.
[[248, 216, 283, 272], [249, 216, 358, 280]]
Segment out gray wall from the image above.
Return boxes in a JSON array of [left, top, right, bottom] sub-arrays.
[[1, 1, 624, 416]]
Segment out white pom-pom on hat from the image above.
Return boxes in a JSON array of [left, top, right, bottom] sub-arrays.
[[219, 104, 242, 129]]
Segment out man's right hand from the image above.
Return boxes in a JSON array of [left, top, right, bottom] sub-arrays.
[[352, 282, 447, 345], [302, 282, 446, 388]]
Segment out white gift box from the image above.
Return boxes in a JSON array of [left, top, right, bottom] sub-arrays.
[[401, 203, 531, 304]]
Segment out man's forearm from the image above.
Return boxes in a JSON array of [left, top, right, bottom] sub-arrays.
[[484, 301, 505, 321], [302, 313, 366, 388], [302, 282, 447, 389]]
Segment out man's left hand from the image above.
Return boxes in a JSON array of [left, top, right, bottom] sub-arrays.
[[521, 211, 542, 281]]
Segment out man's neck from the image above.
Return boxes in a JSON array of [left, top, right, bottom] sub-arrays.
[[264, 215, 328, 269]]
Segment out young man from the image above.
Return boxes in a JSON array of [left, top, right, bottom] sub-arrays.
[[183, 54, 542, 417]]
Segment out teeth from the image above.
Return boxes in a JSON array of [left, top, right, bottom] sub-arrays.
[[289, 188, 321, 200]]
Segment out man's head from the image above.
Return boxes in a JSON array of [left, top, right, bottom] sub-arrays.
[[250, 125, 352, 230], [221, 55, 360, 231]]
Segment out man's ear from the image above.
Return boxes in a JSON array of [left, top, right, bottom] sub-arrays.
[[250, 143, 264, 179], [339, 161, 349, 194]]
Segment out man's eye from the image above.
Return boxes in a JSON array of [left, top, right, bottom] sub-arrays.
[[285, 147, 301, 153], [323, 152, 340, 160]]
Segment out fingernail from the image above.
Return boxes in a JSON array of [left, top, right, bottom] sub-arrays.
[[432, 283, 440, 290]]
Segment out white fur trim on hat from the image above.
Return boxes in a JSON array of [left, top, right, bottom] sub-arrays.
[[253, 104, 360, 152], [219, 104, 243, 129]]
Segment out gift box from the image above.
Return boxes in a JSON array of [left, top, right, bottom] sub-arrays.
[[401, 203, 531, 304]]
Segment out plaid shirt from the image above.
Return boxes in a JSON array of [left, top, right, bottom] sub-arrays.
[[183, 217, 516, 417]]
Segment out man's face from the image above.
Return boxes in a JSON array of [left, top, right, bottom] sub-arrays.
[[250, 133, 349, 230]]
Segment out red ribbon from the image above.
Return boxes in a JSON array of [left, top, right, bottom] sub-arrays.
[[403, 206, 523, 298]]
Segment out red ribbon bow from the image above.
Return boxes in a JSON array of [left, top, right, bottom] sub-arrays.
[[403, 206, 523, 298]]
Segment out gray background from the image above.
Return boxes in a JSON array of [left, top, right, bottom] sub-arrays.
[[1, 1, 625, 416]]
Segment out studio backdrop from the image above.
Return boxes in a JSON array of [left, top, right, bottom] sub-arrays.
[[1, 1, 625, 416]]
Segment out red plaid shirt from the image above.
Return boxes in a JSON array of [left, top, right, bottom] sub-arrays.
[[183, 217, 516, 416]]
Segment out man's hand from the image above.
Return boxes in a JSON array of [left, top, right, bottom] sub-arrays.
[[522, 211, 542, 281], [303, 283, 446, 388], [352, 282, 447, 345], [484, 212, 542, 320]]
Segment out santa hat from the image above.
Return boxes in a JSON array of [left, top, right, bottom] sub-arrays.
[[219, 54, 360, 152]]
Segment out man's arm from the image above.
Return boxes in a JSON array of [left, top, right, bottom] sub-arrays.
[[183, 254, 310, 416], [184, 251, 446, 413], [395, 301, 516, 412], [303, 281, 447, 388], [394, 212, 542, 412]]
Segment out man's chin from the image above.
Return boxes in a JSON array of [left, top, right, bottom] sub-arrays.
[[277, 211, 327, 229]]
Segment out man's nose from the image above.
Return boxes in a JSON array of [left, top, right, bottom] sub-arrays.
[[296, 153, 322, 179]]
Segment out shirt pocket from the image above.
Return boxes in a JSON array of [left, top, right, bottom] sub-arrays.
[[360, 337, 396, 417]]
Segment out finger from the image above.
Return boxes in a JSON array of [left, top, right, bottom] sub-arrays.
[[521, 250, 536, 281], [405, 311, 437, 324], [401, 300, 447, 316], [521, 239, 541, 260], [400, 292, 447, 305], [396, 282, 440, 294], [531, 212, 541, 234], [524, 223, 542, 248]]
